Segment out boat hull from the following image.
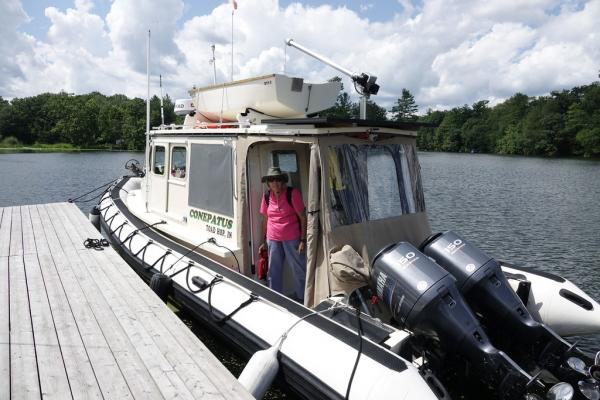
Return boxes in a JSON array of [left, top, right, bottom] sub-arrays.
[[99, 177, 438, 400]]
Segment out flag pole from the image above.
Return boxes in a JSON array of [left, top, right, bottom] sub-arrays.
[[231, 10, 234, 82], [145, 29, 151, 212], [230, 0, 237, 81]]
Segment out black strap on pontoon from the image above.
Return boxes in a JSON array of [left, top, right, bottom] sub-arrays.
[[120, 220, 166, 247], [110, 220, 128, 237], [149, 249, 172, 273], [100, 203, 113, 213], [206, 275, 259, 325], [105, 210, 120, 227], [134, 239, 153, 265]]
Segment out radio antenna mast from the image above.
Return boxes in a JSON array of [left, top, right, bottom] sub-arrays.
[[210, 44, 217, 84], [159, 74, 165, 126], [285, 38, 379, 119]]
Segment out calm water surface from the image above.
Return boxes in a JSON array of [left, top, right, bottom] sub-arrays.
[[1, 150, 599, 370]]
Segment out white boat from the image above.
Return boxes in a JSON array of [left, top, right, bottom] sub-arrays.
[[178, 74, 342, 125], [95, 72, 600, 400]]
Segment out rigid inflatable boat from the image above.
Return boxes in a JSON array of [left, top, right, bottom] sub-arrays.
[[95, 69, 600, 400]]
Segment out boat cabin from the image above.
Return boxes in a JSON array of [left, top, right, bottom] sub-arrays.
[[131, 75, 432, 307]]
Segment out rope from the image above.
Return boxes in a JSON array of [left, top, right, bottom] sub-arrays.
[[209, 239, 241, 273], [110, 221, 128, 237], [345, 307, 364, 400], [68, 178, 118, 203], [163, 239, 213, 275], [207, 275, 258, 325], [120, 220, 166, 247], [83, 238, 110, 250], [148, 249, 172, 273], [134, 239, 153, 266], [276, 303, 345, 351]]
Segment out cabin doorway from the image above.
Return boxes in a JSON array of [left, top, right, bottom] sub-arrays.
[[246, 142, 310, 299]]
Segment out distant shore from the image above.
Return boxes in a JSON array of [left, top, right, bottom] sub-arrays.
[[0, 144, 140, 153]]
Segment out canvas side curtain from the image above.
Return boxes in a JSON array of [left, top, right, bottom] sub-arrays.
[[304, 143, 330, 308]]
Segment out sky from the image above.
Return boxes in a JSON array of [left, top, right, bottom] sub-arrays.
[[1, 0, 599, 111]]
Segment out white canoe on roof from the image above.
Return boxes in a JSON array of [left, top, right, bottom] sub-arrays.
[[189, 74, 342, 121]]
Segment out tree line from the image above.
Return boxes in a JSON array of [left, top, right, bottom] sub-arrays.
[[0, 91, 177, 150], [0, 81, 598, 157], [322, 79, 600, 158]]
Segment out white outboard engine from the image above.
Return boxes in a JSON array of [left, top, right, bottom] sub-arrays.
[[372, 242, 544, 399], [420, 231, 591, 390]]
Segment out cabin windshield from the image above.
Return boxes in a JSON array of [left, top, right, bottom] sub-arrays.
[[327, 143, 425, 227]]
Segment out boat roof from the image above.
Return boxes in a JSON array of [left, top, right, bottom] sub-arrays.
[[150, 117, 434, 138]]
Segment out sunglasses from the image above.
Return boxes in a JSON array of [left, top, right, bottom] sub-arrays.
[[267, 177, 283, 183]]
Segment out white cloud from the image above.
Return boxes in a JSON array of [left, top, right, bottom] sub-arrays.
[[0, 0, 33, 95], [106, 0, 185, 73], [1, 0, 599, 112], [45, 0, 110, 57]]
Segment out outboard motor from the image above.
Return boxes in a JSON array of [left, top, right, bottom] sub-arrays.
[[421, 231, 589, 388], [372, 242, 544, 399]]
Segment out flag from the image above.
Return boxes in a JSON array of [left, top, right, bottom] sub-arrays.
[[230, 0, 237, 10]]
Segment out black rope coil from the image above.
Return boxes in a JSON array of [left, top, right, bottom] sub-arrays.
[[83, 238, 110, 250]]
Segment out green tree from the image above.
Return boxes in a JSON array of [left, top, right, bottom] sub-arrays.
[[390, 88, 419, 121]]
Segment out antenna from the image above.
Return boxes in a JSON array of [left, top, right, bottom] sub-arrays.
[[210, 44, 217, 85], [159, 74, 165, 126], [285, 38, 379, 119], [230, 0, 237, 81], [145, 29, 151, 212]]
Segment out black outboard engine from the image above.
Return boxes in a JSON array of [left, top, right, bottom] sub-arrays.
[[372, 242, 543, 399], [420, 231, 588, 386]]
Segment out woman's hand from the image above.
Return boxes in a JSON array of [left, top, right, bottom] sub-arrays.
[[297, 240, 306, 253], [259, 242, 266, 253]]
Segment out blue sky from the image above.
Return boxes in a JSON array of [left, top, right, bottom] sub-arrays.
[[3, 0, 600, 110]]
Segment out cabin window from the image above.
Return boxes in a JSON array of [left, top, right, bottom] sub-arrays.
[[273, 150, 298, 172], [188, 143, 234, 216], [328, 144, 425, 227], [153, 146, 165, 175], [171, 146, 187, 179]]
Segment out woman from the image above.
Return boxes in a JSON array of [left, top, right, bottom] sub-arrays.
[[259, 167, 307, 302]]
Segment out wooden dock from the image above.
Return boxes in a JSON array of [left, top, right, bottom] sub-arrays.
[[0, 202, 253, 400]]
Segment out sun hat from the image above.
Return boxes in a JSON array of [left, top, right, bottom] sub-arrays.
[[261, 166, 288, 183]]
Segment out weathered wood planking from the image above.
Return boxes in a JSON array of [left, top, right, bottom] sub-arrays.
[[57, 203, 240, 399], [57, 202, 252, 397], [0, 256, 10, 400], [0, 202, 252, 400]]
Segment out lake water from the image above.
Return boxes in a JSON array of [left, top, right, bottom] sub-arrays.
[[1, 150, 599, 384]]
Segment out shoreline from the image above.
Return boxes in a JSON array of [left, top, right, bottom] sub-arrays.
[[0, 147, 141, 153]]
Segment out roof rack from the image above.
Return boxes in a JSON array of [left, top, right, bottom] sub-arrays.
[[262, 117, 435, 130]]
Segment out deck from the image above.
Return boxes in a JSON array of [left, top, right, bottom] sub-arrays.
[[0, 202, 253, 400]]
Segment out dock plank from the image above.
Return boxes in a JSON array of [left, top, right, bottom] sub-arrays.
[[58, 202, 251, 398], [9, 255, 40, 398], [36, 204, 137, 400], [49, 204, 194, 400], [58, 205, 249, 398], [0, 256, 9, 400], [21, 205, 37, 255], [1, 202, 252, 400], [9, 207, 23, 257], [24, 253, 72, 400], [42, 204, 161, 400], [0, 207, 12, 257]]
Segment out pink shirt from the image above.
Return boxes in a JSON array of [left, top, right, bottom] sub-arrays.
[[260, 187, 305, 241]]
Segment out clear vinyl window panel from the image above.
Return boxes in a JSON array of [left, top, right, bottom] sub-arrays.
[[188, 143, 234, 217], [328, 144, 425, 227], [171, 146, 187, 179], [272, 150, 298, 173], [153, 146, 165, 175]]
